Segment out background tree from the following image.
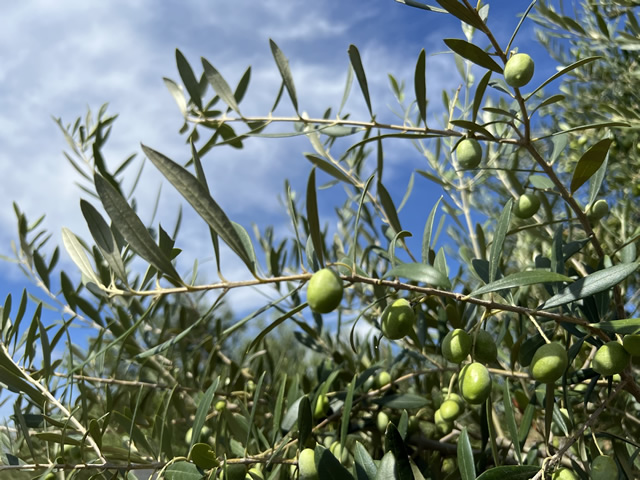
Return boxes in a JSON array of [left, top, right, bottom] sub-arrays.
[[1, 1, 640, 479]]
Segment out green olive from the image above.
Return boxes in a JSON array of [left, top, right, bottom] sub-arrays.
[[439, 399, 462, 421], [313, 394, 330, 419], [458, 362, 492, 405], [504, 53, 535, 88], [442, 329, 471, 364], [375, 370, 391, 389], [530, 342, 568, 383], [456, 138, 482, 169], [592, 341, 630, 376], [623, 334, 640, 356], [381, 299, 415, 340], [589, 199, 609, 220], [307, 268, 343, 314], [514, 193, 541, 219], [591, 455, 617, 480], [473, 330, 498, 364], [551, 467, 578, 480], [298, 448, 318, 480]]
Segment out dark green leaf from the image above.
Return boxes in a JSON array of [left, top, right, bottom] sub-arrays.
[[306, 168, 324, 268], [164, 461, 205, 480], [383, 263, 451, 289], [526, 56, 602, 100], [305, 154, 355, 186], [587, 154, 608, 208], [189, 443, 219, 469], [377, 182, 403, 237], [190, 378, 219, 450], [422, 197, 443, 264], [270, 39, 298, 113], [176, 49, 203, 110], [541, 262, 640, 310], [444, 39, 503, 73], [354, 441, 377, 480], [489, 199, 512, 283], [94, 173, 182, 282], [472, 71, 492, 123], [531, 94, 565, 114], [372, 394, 429, 409], [450, 119, 496, 140], [384, 423, 414, 480], [475, 466, 540, 480], [589, 318, 640, 334], [570, 138, 613, 194], [414, 49, 427, 125], [348, 44, 372, 116], [141, 145, 254, 273], [298, 395, 312, 449], [458, 427, 475, 480], [201, 58, 241, 114], [340, 375, 357, 454], [315, 444, 355, 480], [435, 0, 485, 29], [80, 200, 128, 283], [470, 271, 573, 296], [502, 381, 522, 464]]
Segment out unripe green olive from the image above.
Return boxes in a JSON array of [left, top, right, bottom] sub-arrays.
[[442, 329, 471, 364], [439, 399, 462, 421], [458, 362, 492, 405], [306, 268, 343, 314], [530, 342, 568, 383], [473, 330, 498, 364], [313, 394, 330, 419], [376, 411, 390, 433], [551, 467, 578, 480], [514, 193, 541, 219], [225, 464, 247, 480], [298, 448, 318, 480], [381, 299, 415, 340], [592, 341, 630, 376], [504, 53, 535, 88], [589, 199, 609, 220], [375, 370, 391, 389], [246, 466, 264, 480], [434, 409, 453, 435], [623, 334, 640, 356], [456, 138, 482, 169], [591, 455, 617, 480]]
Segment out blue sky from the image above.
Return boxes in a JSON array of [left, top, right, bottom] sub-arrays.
[[0, 2, 557, 331]]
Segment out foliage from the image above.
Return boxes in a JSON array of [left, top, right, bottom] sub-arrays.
[[1, 1, 640, 479]]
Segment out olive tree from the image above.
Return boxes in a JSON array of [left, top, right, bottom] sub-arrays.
[[1, 1, 640, 479]]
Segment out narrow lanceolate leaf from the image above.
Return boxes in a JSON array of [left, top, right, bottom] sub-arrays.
[[422, 196, 443, 264], [489, 199, 513, 283], [201, 58, 241, 115], [176, 49, 203, 110], [444, 39, 503, 73], [80, 200, 128, 283], [570, 138, 613, 194], [141, 145, 255, 273], [541, 262, 640, 310], [348, 44, 373, 116], [163, 78, 187, 116], [304, 154, 355, 185], [384, 263, 451, 289], [315, 445, 355, 480], [475, 465, 541, 480], [0, 344, 46, 406], [414, 49, 427, 125], [298, 395, 312, 450], [470, 271, 573, 296], [377, 182, 403, 236], [189, 378, 219, 451], [269, 39, 298, 113], [61, 228, 101, 286], [458, 427, 476, 480], [435, 0, 486, 29], [502, 381, 523, 464], [354, 441, 378, 480], [94, 173, 182, 282], [384, 423, 414, 480], [589, 318, 640, 334], [526, 56, 602, 99], [587, 154, 608, 208], [306, 168, 324, 268], [340, 375, 357, 455], [472, 71, 492, 122]]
